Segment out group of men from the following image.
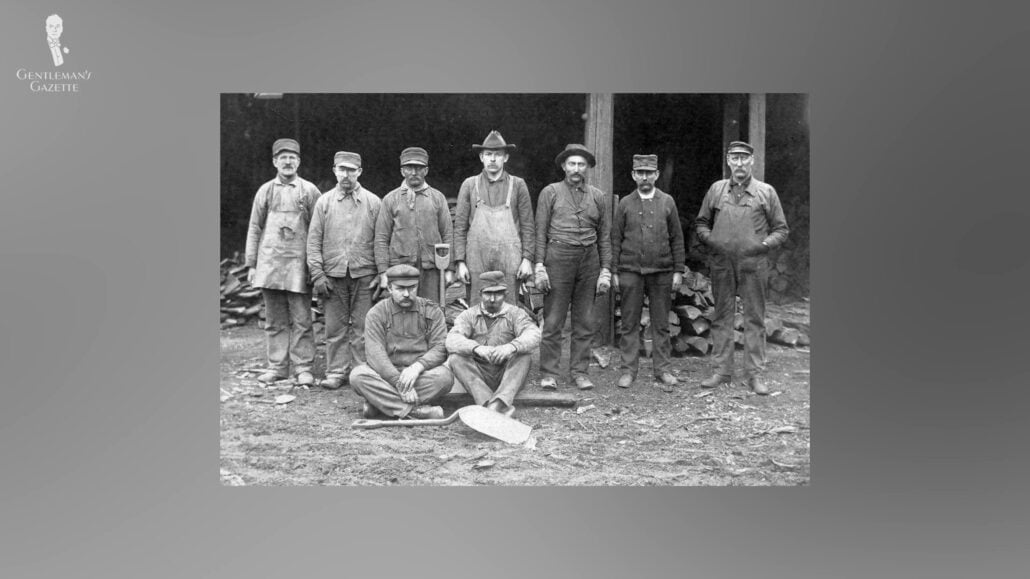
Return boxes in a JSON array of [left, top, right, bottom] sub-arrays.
[[243, 132, 788, 420]]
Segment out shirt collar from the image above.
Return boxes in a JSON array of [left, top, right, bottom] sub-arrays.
[[335, 184, 363, 201], [635, 188, 657, 200], [482, 170, 508, 184], [388, 297, 419, 315], [400, 181, 430, 194], [474, 302, 510, 319], [274, 175, 298, 187], [730, 176, 754, 193]]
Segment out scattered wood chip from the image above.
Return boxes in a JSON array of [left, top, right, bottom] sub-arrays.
[[694, 391, 714, 399], [472, 460, 495, 470], [274, 394, 296, 405], [523, 436, 538, 450], [770, 391, 783, 397], [768, 425, 797, 434], [576, 404, 596, 414]]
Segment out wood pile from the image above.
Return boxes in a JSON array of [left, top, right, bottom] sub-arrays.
[[614, 269, 810, 357], [220, 254, 264, 328]]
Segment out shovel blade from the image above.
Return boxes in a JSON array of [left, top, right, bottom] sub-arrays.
[[456, 405, 532, 444]]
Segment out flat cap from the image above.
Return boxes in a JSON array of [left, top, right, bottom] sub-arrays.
[[632, 154, 658, 171], [385, 264, 420, 287], [472, 130, 516, 151], [399, 147, 429, 167], [333, 151, 362, 169], [555, 143, 596, 168], [727, 141, 754, 155], [479, 271, 507, 292], [272, 138, 300, 157]]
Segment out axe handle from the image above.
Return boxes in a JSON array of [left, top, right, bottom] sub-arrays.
[[351, 411, 460, 429]]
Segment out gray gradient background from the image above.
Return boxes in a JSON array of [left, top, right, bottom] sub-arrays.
[[2, 0, 1027, 577]]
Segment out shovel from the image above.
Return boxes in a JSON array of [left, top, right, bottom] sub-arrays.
[[434, 243, 451, 306], [351, 404, 532, 445]]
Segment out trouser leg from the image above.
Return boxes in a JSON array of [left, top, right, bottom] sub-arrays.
[[322, 277, 350, 379], [646, 272, 674, 375], [739, 258, 769, 377], [349, 364, 453, 418], [617, 271, 644, 376], [491, 352, 532, 408], [569, 245, 600, 376], [540, 244, 576, 377], [348, 275, 373, 368], [709, 259, 737, 377], [448, 354, 495, 406], [286, 290, 314, 374], [262, 289, 290, 373]]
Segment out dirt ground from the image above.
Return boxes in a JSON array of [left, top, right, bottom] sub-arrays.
[[220, 307, 810, 486]]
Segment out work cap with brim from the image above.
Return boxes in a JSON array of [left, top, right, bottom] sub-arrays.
[[632, 154, 658, 171], [400, 147, 429, 166], [333, 151, 361, 169], [555, 143, 596, 168], [386, 264, 421, 287], [727, 141, 754, 155], [472, 130, 516, 151], [479, 271, 507, 292], [272, 138, 300, 157]]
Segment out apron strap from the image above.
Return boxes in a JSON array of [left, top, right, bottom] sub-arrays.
[[504, 176, 514, 209], [473, 177, 482, 207]]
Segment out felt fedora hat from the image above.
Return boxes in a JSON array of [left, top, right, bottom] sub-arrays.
[[472, 130, 516, 151]]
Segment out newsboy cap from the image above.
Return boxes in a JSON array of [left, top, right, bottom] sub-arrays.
[[272, 138, 300, 157], [479, 271, 507, 293], [555, 143, 597, 168], [333, 151, 362, 169], [386, 264, 421, 287], [472, 130, 517, 151], [399, 147, 429, 166], [727, 141, 754, 155], [632, 154, 659, 171]]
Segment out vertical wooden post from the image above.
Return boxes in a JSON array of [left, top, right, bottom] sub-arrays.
[[584, 94, 616, 345], [748, 93, 766, 181]]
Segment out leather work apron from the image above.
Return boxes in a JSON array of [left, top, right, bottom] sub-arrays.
[[465, 177, 522, 302], [254, 183, 311, 293]]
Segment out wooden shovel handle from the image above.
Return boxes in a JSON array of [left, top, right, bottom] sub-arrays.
[[351, 411, 459, 429]]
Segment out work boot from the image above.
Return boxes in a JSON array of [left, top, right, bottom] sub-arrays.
[[257, 370, 288, 384], [700, 374, 731, 389], [408, 405, 445, 420], [747, 375, 769, 395], [573, 375, 594, 390], [321, 375, 344, 390], [296, 371, 315, 386], [540, 376, 558, 391], [617, 373, 634, 389], [361, 400, 382, 419], [657, 372, 678, 393]]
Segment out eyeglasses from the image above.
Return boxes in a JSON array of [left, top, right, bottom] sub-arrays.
[[727, 154, 753, 165], [401, 165, 428, 175]]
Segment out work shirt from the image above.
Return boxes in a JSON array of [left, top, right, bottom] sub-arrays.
[[244, 175, 322, 293], [535, 180, 612, 270], [612, 188, 686, 275], [374, 182, 453, 272], [453, 171, 535, 263], [446, 302, 542, 356], [307, 184, 381, 281], [364, 296, 448, 387], [695, 177, 789, 248]]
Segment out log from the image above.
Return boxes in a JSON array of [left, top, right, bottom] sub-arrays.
[[668, 311, 680, 326], [441, 390, 578, 408], [691, 318, 710, 335], [684, 336, 710, 354], [797, 332, 810, 347], [764, 317, 783, 336], [674, 305, 702, 320], [771, 328, 799, 346], [734, 312, 744, 330]]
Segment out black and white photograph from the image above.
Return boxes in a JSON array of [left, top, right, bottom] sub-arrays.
[[219, 93, 811, 485]]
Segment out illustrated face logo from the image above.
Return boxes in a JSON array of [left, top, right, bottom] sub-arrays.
[[46, 14, 69, 67]]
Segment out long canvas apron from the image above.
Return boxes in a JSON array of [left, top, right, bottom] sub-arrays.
[[254, 182, 311, 292], [465, 177, 522, 302], [708, 187, 763, 266]]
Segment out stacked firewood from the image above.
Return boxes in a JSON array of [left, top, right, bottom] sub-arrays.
[[614, 269, 810, 357], [220, 254, 264, 328]]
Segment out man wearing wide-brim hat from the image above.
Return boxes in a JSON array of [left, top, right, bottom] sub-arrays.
[[349, 264, 453, 420], [695, 141, 789, 395], [307, 151, 382, 390], [446, 271, 542, 417], [244, 138, 322, 386], [453, 131, 536, 304], [374, 147, 454, 306], [611, 154, 686, 391], [533, 144, 613, 391]]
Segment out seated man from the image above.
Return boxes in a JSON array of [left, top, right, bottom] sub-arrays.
[[350, 264, 454, 419], [445, 271, 541, 417]]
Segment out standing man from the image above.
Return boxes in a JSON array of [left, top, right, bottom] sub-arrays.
[[612, 154, 686, 391], [695, 141, 789, 395], [244, 138, 322, 386], [374, 147, 453, 305], [349, 265, 454, 420], [534, 144, 612, 391], [307, 151, 381, 390], [446, 271, 542, 418], [453, 131, 535, 303]]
